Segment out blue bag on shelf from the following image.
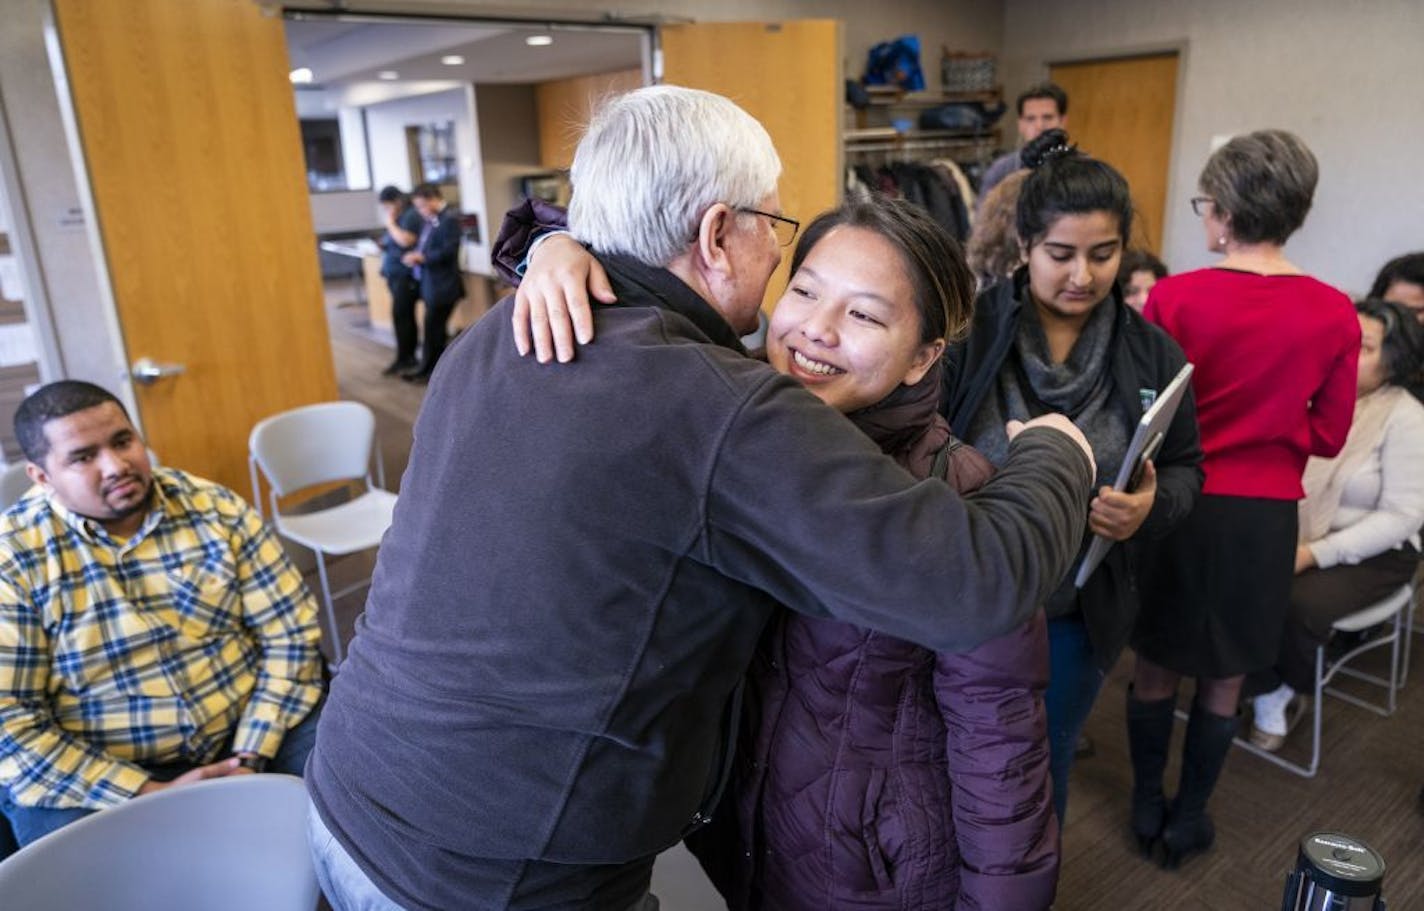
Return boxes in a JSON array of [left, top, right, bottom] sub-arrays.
[[863, 35, 925, 92], [918, 100, 1007, 131]]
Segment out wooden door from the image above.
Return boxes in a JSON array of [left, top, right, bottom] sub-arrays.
[[659, 21, 843, 312], [1050, 53, 1178, 256], [536, 68, 645, 171], [51, 0, 337, 495]]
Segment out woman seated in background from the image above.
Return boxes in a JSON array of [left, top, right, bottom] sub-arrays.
[[1118, 249, 1169, 313], [1249, 298, 1424, 750], [502, 197, 1060, 909], [966, 169, 1029, 289], [1130, 129, 1360, 869], [942, 129, 1202, 828], [1370, 252, 1424, 400]]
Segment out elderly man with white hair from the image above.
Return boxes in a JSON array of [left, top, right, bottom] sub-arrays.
[[305, 85, 1095, 911]]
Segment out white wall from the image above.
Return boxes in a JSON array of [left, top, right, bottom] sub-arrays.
[[1002, 0, 1424, 295], [309, 190, 380, 235], [0, 0, 128, 397], [295, 89, 374, 220], [338, 107, 370, 191]]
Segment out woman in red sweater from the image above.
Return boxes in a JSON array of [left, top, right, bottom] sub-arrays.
[[1127, 130, 1360, 868]]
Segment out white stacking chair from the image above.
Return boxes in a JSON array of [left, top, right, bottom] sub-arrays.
[[1400, 562, 1423, 687], [0, 774, 318, 911], [1235, 584, 1414, 778], [248, 401, 397, 668], [0, 462, 33, 509]]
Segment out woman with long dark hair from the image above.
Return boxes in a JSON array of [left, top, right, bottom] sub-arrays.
[[939, 129, 1202, 826]]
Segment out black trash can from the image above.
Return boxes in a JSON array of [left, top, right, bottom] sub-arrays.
[[1281, 832, 1386, 910]]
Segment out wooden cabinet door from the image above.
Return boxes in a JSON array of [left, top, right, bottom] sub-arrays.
[[660, 21, 843, 312], [51, 0, 337, 495], [1051, 53, 1179, 256]]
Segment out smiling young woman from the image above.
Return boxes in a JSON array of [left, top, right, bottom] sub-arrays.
[[766, 224, 944, 414]]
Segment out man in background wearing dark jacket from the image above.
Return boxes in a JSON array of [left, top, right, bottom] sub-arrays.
[[306, 85, 1096, 911], [400, 182, 463, 382], [977, 82, 1069, 209], [376, 185, 424, 376]]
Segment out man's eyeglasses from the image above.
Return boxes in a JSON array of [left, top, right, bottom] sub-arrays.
[[739, 207, 801, 247], [1189, 196, 1215, 217]]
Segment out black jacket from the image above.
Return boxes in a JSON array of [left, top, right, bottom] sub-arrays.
[[416, 206, 464, 307], [942, 271, 1204, 668], [308, 256, 1093, 911]]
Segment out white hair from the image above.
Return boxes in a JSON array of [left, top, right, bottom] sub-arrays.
[[568, 85, 782, 267]]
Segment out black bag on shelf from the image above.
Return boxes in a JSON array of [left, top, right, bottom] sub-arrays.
[[845, 79, 871, 110]]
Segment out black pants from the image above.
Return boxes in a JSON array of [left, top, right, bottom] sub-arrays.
[[1253, 546, 1419, 693], [420, 295, 457, 372], [388, 274, 421, 364]]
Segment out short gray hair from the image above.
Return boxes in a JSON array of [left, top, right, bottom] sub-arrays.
[[568, 85, 782, 267], [1199, 129, 1318, 245]]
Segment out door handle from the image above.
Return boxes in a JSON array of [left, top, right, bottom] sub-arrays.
[[130, 357, 187, 386]]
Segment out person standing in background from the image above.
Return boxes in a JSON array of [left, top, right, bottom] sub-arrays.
[[400, 183, 464, 383], [376, 186, 424, 377], [966, 169, 1030, 289], [1128, 130, 1361, 870], [977, 83, 1068, 206]]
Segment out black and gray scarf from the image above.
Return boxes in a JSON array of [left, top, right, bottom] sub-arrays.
[[966, 295, 1129, 491]]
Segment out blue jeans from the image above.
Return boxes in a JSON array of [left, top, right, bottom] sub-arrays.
[[309, 800, 409, 911], [0, 697, 323, 852], [309, 803, 660, 911], [1045, 616, 1106, 824]]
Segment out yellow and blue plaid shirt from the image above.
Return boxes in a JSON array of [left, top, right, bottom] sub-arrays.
[[0, 467, 323, 809]]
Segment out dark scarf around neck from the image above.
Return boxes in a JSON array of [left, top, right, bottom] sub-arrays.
[[847, 360, 949, 474]]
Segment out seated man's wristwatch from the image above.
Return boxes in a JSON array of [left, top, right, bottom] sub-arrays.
[[235, 753, 268, 772]]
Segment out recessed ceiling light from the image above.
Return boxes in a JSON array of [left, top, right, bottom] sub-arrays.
[[378, 70, 399, 81], [288, 67, 314, 84], [440, 55, 465, 66], [525, 35, 553, 47]]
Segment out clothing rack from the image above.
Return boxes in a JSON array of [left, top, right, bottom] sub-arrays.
[[843, 129, 997, 166]]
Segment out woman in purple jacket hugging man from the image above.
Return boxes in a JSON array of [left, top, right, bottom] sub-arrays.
[[502, 195, 1059, 908]]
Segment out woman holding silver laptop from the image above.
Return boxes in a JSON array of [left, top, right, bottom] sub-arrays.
[[939, 129, 1203, 826]]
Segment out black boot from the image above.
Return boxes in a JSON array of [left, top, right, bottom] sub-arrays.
[[1126, 689, 1176, 857], [1160, 702, 1237, 869]]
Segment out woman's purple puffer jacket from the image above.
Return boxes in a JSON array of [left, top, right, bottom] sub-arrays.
[[689, 372, 1058, 910]]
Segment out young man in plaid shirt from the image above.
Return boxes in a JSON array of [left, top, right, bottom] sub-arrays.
[[0, 381, 325, 852]]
